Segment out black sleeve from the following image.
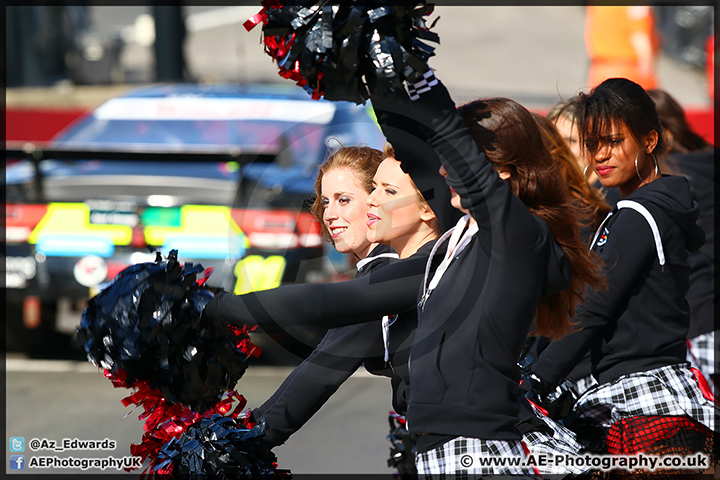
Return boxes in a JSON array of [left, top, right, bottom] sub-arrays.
[[371, 89, 461, 232], [406, 76, 551, 260], [203, 252, 427, 332], [254, 321, 385, 447], [531, 209, 654, 387]]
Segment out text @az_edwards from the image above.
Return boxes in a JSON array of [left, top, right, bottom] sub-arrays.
[[29, 437, 116, 452]]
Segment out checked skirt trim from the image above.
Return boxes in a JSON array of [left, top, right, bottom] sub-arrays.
[[572, 373, 599, 398], [573, 363, 717, 432], [415, 436, 539, 478], [688, 330, 716, 379], [523, 401, 589, 475]]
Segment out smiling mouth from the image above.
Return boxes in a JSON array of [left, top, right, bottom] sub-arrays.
[[367, 214, 380, 227], [330, 226, 348, 238]]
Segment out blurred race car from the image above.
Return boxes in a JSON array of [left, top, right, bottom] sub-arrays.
[[5, 83, 386, 358]]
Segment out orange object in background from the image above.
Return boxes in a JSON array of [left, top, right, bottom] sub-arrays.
[[23, 296, 42, 329], [585, 5, 661, 90]]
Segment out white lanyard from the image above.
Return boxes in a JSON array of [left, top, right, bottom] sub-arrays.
[[382, 314, 398, 363], [419, 214, 478, 310]]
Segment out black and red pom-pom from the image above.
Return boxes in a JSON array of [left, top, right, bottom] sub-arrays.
[[74, 250, 288, 477], [246, 1, 440, 104], [74, 250, 258, 412]]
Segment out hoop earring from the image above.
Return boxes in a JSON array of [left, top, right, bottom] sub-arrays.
[[635, 151, 660, 183], [634, 151, 643, 181], [649, 152, 659, 181], [583, 164, 591, 178]]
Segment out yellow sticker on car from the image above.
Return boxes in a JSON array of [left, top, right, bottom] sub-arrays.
[[144, 205, 245, 245], [233, 255, 286, 295]]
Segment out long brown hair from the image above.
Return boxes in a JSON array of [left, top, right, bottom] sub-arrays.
[[311, 144, 384, 243], [458, 98, 605, 340], [532, 112, 611, 230]]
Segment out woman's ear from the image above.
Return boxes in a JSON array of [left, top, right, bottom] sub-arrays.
[[498, 167, 512, 181], [644, 130, 659, 153], [419, 204, 437, 223]]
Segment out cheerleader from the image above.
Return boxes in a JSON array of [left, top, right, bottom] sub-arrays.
[[252, 145, 405, 449], [548, 99, 622, 208], [205, 142, 449, 470], [381, 70, 604, 478], [522, 113, 613, 399], [527, 78, 718, 469]]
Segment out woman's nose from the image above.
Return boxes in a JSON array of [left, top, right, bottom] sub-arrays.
[[324, 202, 338, 221], [594, 144, 611, 162]]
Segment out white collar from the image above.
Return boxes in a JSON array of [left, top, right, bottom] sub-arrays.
[[356, 252, 399, 272]]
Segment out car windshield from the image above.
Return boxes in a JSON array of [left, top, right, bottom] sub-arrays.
[[56, 95, 339, 168]]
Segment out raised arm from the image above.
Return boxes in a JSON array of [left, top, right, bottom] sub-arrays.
[[401, 72, 548, 259]]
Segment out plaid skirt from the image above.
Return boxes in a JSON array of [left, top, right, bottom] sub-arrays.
[[573, 363, 718, 432], [523, 401, 589, 476], [572, 373, 599, 398], [415, 437, 539, 478], [688, 330, 716, 378]]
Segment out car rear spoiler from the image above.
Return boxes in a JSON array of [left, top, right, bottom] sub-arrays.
[[5, 142, 277, 204]]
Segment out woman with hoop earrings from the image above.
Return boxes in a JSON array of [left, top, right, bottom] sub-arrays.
[[526, 78, 718, 471]]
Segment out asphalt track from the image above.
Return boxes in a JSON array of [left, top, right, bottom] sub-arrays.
[[5, 357, 394, 475]]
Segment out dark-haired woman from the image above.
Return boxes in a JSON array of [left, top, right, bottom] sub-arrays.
[[204, 92, 599, 477], [648, 88, 716, 393], [547, 98, 622, 208], [528, 78, 718, 466]]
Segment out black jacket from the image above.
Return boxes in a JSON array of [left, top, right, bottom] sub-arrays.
[[532, 175, 705, 387], [671, 149, 715, 338], [390, 78, 572, 445], [252, 244, 399, 447], [204, 239, 443, 409]]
